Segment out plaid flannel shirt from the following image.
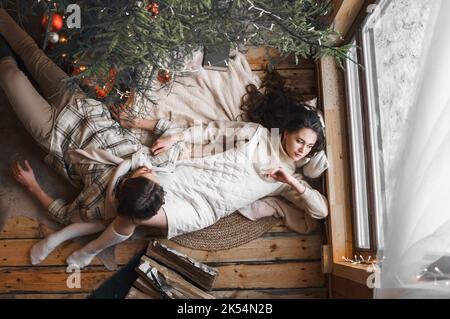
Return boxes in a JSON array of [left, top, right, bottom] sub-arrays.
[[43, 98, 145, 224]]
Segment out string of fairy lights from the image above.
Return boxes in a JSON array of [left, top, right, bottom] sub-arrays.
[[8, 0, 351, 115]]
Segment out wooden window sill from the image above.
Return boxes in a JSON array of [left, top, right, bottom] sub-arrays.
[[332, 261, 374, 285]]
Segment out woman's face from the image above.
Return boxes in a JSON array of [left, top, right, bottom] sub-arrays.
[[282, 128, 318, 161]]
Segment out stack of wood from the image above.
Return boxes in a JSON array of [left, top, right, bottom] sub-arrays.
[[126, 240, 218, 299]]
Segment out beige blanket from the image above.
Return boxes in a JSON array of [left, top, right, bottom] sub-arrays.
[[131, 50, 324, 234]]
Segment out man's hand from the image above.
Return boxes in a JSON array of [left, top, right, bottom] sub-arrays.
[[151, 134, 180, 155], [12, 160, 38, 191], [111, 105, 140, 129]]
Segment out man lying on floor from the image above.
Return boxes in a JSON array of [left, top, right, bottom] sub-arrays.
[[0, 8, 328, 268]]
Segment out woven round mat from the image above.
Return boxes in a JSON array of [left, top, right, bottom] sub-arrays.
[[170, 213, 279, 251]]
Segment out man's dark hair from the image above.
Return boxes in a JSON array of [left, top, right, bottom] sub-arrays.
[[117, 177, 165, 221]]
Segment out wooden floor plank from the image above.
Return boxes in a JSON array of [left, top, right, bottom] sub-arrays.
[[213, 261, 325, 289], [211, 288, 327, 299], [0, 216, 53, 239], [0, 267, 113, 293], [159, 233, 322, 263], [0, 215, 293, 236], [0, 262, 324, 293], [0, 293, 88, 299], [0, 216, 162, 239], [0, 238, 147, 267]]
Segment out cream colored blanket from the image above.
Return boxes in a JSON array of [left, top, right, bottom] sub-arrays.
[[130, 50, 326, 234]]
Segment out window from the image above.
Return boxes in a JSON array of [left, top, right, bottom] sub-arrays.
[[343, 0, 433, 256], [345, 42, 371, 250]]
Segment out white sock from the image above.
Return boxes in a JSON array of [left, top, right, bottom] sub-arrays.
[[66, 221, 132, 268], [30, 221, 105, 265]]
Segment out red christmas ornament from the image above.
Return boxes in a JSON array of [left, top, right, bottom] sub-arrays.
[[146, 2, 159, 17], [95, 67, 117, 99], [157, 69, 171, 84], [42, 12, 64, 32], [95, 86, 107, 98], [72, 65, 87, 76]]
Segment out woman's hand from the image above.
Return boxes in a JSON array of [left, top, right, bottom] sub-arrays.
[[151, 135, 180, 155], [267, 167, 295, 185], [111, 105, 140, 129], [12, 160, 38, 191]]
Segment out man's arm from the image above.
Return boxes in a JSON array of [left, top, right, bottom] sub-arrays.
[[110, 105, 160, 132], [134, 118, 159, 131], [150, 120, 260, 155], [12, 160, 114, 225], [12, 160, 54, 208]]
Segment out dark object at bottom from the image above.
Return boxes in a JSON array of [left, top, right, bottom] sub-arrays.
[[88, 248, 145, 299]]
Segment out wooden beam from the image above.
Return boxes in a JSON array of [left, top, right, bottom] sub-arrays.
[[328, 0, 345, 24], [332, 262, 373, 286], [318, 57, 354, 264], [332, 0, 366, 41], [319, 50, 372, 286]]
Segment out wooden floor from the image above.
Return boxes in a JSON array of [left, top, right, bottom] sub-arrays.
[[0, 48, 327, 299]]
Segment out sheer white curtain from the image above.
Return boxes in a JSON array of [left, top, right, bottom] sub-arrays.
[[375, 0, 450, 298]]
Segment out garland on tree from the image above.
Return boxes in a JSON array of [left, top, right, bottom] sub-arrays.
[[1, 0, 351, 106]]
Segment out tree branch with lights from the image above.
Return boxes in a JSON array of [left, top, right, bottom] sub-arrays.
[[0, 0, 351, 109]]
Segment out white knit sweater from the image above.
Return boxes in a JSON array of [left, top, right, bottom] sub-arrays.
[[68, 120, 328, 238], [157, 121, 328, 238]]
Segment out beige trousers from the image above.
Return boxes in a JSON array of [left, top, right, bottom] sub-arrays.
[[0, 8, 85, 151]]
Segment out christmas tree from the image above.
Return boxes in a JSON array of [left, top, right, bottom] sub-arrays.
[[1, 0, 351, 105]]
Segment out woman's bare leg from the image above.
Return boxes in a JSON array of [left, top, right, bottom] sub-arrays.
[[30, 220, 106, 265]]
